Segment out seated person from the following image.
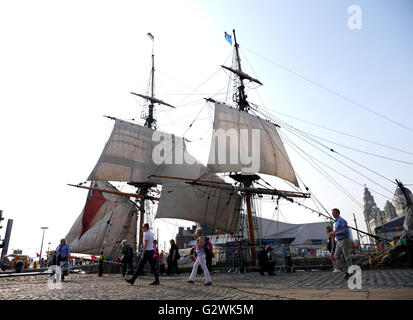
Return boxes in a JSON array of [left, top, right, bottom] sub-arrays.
[[257, 245, 275, 276]]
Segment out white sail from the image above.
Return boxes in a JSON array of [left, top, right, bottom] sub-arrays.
[[88, 119, 166, 184], [207, 103, 299, 187], [65, 181, 137, 256], [155, 151, 242, 233]]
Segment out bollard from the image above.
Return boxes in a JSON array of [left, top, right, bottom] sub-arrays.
[[285, 247, 294, 273], [98, 258, 103, 277]]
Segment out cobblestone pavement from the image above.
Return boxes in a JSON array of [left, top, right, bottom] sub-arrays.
[[0, 269, 412, 300]]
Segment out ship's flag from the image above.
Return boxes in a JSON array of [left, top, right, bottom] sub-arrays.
[[147, 33, 154, 41], [224, 32, 232, 46], [79, 183, 106, 239]]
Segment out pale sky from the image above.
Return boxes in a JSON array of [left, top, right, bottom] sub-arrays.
[[1, 0, 412, 257]]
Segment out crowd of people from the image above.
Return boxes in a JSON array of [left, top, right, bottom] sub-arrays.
[[44, 207, 356, 285]]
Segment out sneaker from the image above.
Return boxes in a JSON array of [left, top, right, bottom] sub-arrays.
[[125, 278, 134, 285], [333, 269, 339, 273], [150, 280, 160, 285], [203, 282, 212, 286], [187, 280, 194, 284]]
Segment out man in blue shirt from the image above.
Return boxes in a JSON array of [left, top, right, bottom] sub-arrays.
[[331, 208, 353, 280]]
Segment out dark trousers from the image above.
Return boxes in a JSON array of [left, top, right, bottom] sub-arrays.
[[160, 264, 166, 274], [122, 257, 134, 277], [206, 255, 213, 271], [130, 250, 159, 283], [167, 259, 179, 274], [259, 261, 275, 275]]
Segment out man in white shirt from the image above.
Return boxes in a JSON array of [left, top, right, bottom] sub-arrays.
[[126, 223, 160, 285]]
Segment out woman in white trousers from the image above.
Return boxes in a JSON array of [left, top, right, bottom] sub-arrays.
[[188, 228, 212, 285]]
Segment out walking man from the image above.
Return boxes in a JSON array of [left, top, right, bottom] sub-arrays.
[[331, 208, 353, 279], [205, 237, 213, 271], [125, 223, 160, 286], [257, 245, 276, 276], [120, 240, 134, 277]]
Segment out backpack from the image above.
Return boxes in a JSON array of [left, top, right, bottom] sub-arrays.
[[175, 248, 181, 260], [203, 239, 212, 257]]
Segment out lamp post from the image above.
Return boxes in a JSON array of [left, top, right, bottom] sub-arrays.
[[39, 227, 48, 264]]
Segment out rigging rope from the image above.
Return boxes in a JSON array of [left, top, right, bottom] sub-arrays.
[[241, 46, 413, 134]]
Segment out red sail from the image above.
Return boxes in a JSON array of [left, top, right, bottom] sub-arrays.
[[79, 185, 106, 239]]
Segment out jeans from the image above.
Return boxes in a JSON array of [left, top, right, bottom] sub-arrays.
[[334, 238, 353, 272], [57, 256, 68, 279], [189, 254, 211, 283], [130, 250, 159, 283]]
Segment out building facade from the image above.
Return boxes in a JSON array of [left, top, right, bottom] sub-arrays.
[[363, 186, 410, 241]]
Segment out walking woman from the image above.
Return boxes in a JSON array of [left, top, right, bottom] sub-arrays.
[[188, 228, 212, 285], [326, 225, 339, 272]]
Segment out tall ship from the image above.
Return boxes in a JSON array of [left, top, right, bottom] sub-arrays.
[[66, 30, 409, 266]]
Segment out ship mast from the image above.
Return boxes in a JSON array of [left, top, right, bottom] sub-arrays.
[[230, 29, 261, 266], [130, 33, 174, 247], [206, 30, 303, 267]]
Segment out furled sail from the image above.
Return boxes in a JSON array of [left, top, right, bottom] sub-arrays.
[[65, 181, 137, 256], [155, 150, 242, 233], [207, 103, 299, 187]]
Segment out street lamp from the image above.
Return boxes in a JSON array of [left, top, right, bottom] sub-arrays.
[[39, 227, 48, 263]]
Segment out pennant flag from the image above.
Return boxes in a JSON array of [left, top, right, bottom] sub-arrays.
[[147, 33, 154, 41], [91, 256, 95, 262], [401, 238, 407, 246], [224, 31, 232, 46], [228, 250, 233, 255], [395, 227, 399, 231], [36, 253, 40, 257], [389, 241, 395, 247]]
